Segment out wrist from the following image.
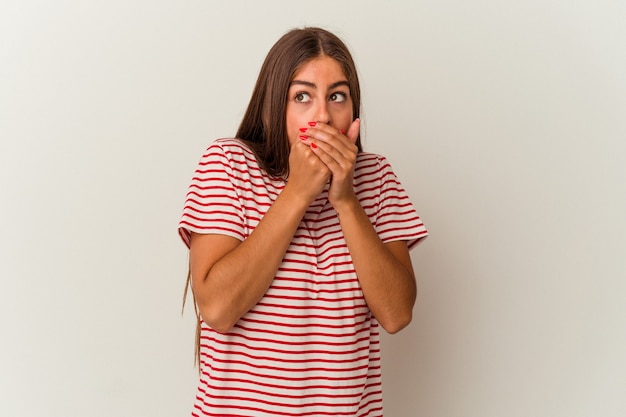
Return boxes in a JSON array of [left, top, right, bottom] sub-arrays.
[[332, 195, 361, 218], [280, 183, 315, 213]]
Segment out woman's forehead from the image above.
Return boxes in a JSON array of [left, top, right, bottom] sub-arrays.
[[291, 56, 348, 84]]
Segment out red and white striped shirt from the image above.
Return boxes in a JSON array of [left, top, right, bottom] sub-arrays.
[[179, 138, 427, 416]]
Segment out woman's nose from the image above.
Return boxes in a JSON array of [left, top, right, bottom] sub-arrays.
[[314, 101, 331, 124]]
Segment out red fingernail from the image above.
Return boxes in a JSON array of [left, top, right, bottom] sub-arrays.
[[311, 142, 317, 149], [308, 122, 317, 127], [299, 135, 308, 140], [340, 129, 345, 134], [299, 127, 308, 133]]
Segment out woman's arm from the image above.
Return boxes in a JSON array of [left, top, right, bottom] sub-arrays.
[[305, 120, 417, 333], [334, 199, 417, 333], [189, 141, 331, 333]]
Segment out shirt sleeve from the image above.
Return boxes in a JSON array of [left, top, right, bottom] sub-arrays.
[[178, 141, 245, 248], [374, 155, 428, 250]]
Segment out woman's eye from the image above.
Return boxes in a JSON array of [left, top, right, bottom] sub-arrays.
[[330, 92, 347, 103], [295, 92, 311, 103]]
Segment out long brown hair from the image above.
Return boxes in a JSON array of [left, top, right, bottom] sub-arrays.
[[184, 27, 363, 368], [237, 27, 362, 178]]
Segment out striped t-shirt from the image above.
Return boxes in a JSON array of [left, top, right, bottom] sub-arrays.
[[179, 138, 427, 416]]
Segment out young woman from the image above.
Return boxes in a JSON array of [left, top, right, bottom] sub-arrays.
[[179, 27, 427, 417]]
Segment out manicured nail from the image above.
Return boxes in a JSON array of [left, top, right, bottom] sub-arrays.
[[340, 129, 345, 134], [311, 142, 317, 149], [308, 122, 317, 127], [299, 127, 308, 133], [299, 135, 308, 140]]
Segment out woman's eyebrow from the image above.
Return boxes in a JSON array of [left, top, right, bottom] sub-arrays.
[[290, 80, 316, 88], [329, 81, 349, 89], [289, 80, 349, 89]]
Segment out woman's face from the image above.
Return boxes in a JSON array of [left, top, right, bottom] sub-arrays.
[[285, 55, 354, 147]]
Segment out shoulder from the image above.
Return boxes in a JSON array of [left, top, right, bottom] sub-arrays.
[[206, 138, 254, 159], [355, 151, 393, 177], [353, 152, 391, 197], [199, 138, 259, 168]]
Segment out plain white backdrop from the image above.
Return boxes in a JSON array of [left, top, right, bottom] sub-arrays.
[[1, 1, 625, 416]]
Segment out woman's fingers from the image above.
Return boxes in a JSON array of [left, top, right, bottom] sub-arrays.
[[346, 118, 361, 144], [287, 140, 330, 201], [309, 138, 354, 177], [299, 122, 359, 206], [301, 122, 358, 174]]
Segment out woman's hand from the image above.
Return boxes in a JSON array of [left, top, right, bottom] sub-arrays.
[[299, 118, 417, 333], [301, 118, 361, 209], [286, 139, 331, 205]]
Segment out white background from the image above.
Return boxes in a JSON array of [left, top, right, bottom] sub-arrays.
[[1, 1, 625, 416]]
